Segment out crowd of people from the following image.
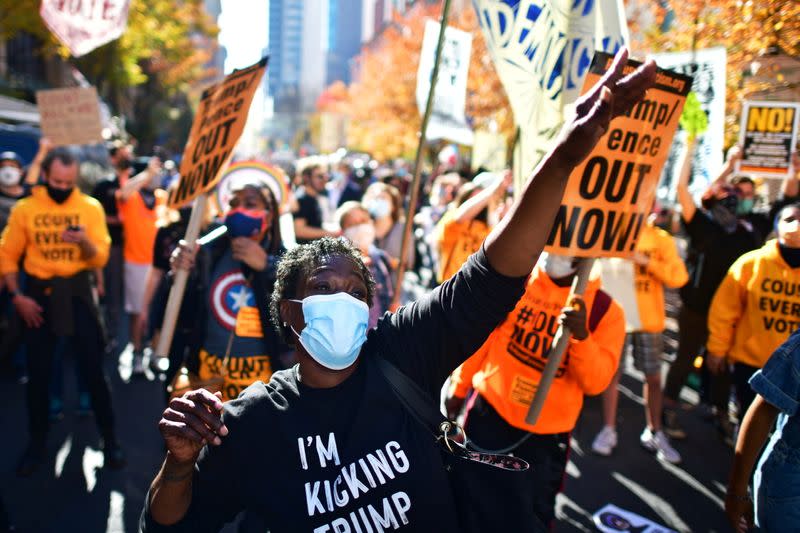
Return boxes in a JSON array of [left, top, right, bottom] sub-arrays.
[[0, 55, 799, 531]]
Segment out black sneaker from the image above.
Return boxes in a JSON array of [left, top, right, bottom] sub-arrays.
[[103, 441, 126, 470], [662, 409, 687, 440], [16, 443, 45, 477]]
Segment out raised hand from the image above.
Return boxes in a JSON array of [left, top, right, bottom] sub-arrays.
[[556, 47, 657, 164]]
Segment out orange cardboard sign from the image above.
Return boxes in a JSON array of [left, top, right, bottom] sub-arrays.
[[545, 52, 692, 258], [168, 57, 268, 208], [36, 87, 104, 146]]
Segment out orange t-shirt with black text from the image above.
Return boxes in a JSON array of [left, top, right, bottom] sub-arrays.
[[435, 209, 490, 283], [451, 267, 626, 434], [118, 189, 165, 264]]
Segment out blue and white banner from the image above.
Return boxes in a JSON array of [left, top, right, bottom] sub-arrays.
[[472, 0, 629, 180]]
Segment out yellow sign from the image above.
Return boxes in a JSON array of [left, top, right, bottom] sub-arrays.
[[738, 101, 800, 178], [168, 58, 268, 208], [545, 52, 691, 258]]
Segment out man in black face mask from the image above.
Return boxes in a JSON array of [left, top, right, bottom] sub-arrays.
[[664, 140, 760, 441], [0, 147, 124, 476], [92, 141, 133, 351]]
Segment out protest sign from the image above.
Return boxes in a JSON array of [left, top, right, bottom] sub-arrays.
[[737, 101, 800, 178], [650, 47, 727, 198], [473, 0, 628, 185], [35, 87, 104, 146], [167, 57, 268, 209], [40, 0, 131, 57], [545, 52, 691, 258], [416, 20, 473, 146], [593, 504, 677, 533]]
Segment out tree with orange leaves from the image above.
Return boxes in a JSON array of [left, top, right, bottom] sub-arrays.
[[340, 3, 513, 160], [637, 0, 799, 147]]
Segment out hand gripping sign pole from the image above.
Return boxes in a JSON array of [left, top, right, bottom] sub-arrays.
[[526, 258, 594, 425], [154, 194, 208, 359], [392, 0, 453, 309]]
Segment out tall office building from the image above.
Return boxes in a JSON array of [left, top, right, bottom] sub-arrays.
[[326, 0, 363, 86], [204, 0, 227, 81], [268, 0, 304, 113]]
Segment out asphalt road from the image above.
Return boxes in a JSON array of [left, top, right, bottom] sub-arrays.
[[2, 310, 735, 533]]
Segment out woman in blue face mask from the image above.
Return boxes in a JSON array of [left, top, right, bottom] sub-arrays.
[[142, 48, 658, 532]]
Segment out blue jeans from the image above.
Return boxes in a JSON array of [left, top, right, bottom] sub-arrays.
[[755, 441, 800, 531]]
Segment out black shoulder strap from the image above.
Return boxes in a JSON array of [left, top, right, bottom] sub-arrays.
[[589, 289, 612, 333], [374, 357, 446, 438]]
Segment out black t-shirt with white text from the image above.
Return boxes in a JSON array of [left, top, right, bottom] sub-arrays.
[[141, 248, 526, 533]]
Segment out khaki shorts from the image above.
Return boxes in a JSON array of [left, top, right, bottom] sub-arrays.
[[124, 261, 149, 314]]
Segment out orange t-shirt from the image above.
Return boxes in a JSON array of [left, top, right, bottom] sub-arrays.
[[451, 267, 626, 434], [435, 210, 490, 283], [118, 189, 165, 264]]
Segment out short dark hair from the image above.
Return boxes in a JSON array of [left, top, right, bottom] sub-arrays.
[[301, 164, 320, 182], [732, 176, 755, 188], [270, 237, 375, 343], [42, 147, 78, 174]]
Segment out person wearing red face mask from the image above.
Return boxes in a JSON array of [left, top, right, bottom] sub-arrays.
[[162, 181, 289, 402]]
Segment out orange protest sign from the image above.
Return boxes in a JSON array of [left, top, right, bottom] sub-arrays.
[[545, 52, 692, 258], [35, 87, 104, 146], [168, 57, 268, 208]]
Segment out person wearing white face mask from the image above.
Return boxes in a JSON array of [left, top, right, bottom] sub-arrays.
[[363, 182, 413, 268], [0, 152, 31, 235], [140, 48, 657, 532], [337, 201, 394, 327], [446, 252, 625, 527]]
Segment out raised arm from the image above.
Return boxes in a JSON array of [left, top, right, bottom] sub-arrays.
[[485, 49, 657, 277], [453, 171, 510, 224], [25, 137, 52, 185], [117, 157, 161, 202], [676, 139, 698, 223]]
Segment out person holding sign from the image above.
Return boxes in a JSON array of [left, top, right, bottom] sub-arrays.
[[705, 204, 800, 420], [163, 180, 287, 402], [140, 49, 656, 532], [591, 208, 688, 463], [0, 147, 124, 476], [446, 254, 625, 526]]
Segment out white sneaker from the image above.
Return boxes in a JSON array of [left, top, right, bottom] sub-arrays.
[[641, 428, 682, 464], [591, 426, 618, 456]]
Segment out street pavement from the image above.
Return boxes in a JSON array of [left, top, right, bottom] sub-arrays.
[[2, 311, 735, 533]]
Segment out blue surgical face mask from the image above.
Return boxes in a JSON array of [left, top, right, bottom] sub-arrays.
[[290, 292, 369, 370], [367, 198, 391, 219]]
